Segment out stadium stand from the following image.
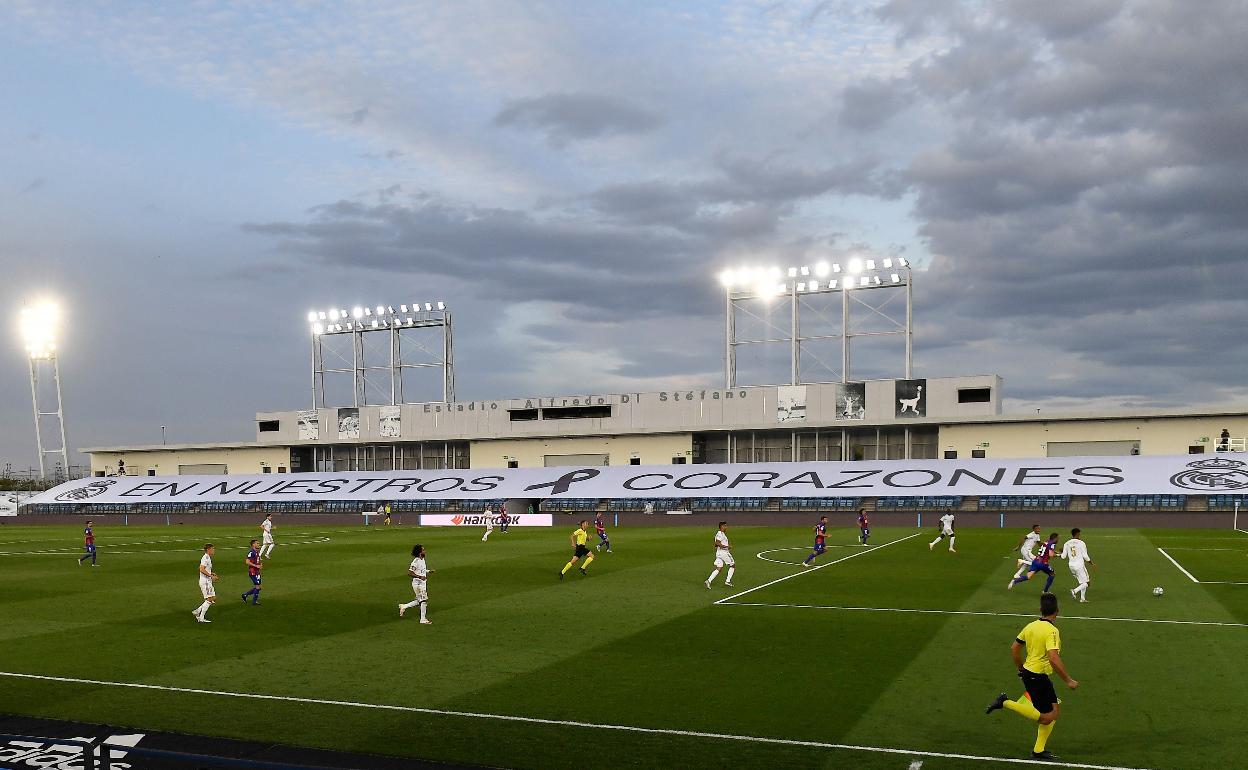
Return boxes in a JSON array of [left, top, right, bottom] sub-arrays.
[[875, 496, 962, 510], [978, 495, 1070, 510], [607, 498, 684, 511], [260, 501, 315, 513], [691, 497, 769, 511], [540, 498, 600, 512], [1087, 494, 1186, 511], [778, 497, 863, 511], [1208, 494, 1248, 511]]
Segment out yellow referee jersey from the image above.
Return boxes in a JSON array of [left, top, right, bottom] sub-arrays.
[[573, 528, 588, 546], [1017, 619, 1061, 675]]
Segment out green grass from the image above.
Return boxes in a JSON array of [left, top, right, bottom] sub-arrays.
[[0, 521, 1245, 769]]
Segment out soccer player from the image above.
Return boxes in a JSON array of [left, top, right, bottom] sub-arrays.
[[383, 503, 392, 526], [802, 515, 829, 566], [193, 544, 218, 623], [241, 539, 263, 605], [77, 520, 97, 566], [259, 514, 275, 559], [399, 544, 433, 624], [559, 520, 595, 579], [1060, 528, 1095, 603], [482, 505, 494, 542], [928, 512, 957, 552], [500, 508, 510, 533], [1012, 524, 1043, 581], [704, 521, 734, 589], [984, 592, 1078, 761], [1010, 532, 1059, 591], [594, 511, 612, 553], [856, 508, 870, 545]]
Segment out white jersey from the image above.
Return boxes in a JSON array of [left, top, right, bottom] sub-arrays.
[[261, 519, 273, 542], [198, 553, 215, 597], [713, 530, 734, 566], [939, 514, 956, 535], [409, 556, 429, 597], [1061, 538, 1091, 568], [1020, 531, 1042, 559], [483, 509, 494, 529]]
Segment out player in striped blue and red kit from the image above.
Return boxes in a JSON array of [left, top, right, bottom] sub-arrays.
[[1010, 533, 1059, 592], [802, 516, 830, 566], [242, 539, 263, 605], [77, 521, 97, 566], [857, 508, 870, 545], [594, 512, 612, 553]]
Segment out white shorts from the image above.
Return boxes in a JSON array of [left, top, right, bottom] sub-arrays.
[[1070, 565, 1089, 584], [199, 577, 216, 599], [1020, 548, 1034, 561], [262, 534, 274, 544], [411, 579, 428, 601], [942, 529, 954, 537], [714, 550, 735, 567]]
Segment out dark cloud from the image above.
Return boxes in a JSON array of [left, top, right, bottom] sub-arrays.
[[839, 78, 912, 131], [19, 178, 45, 195], [493, 92, 663, 147], [348, 107, 369, 125]]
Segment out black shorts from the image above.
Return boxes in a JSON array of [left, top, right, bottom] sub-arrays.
[[1021, 670, 1058, 714], [574, 544, 591, 558]]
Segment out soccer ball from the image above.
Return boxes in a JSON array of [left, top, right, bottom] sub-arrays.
[[1152, 586, 1164, 597]]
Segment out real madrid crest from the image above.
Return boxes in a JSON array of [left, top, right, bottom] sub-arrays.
[[1169, 457, 1248, 491]]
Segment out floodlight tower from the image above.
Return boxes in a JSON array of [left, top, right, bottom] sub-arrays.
[[19, 301, 70, 480], [720, 257, 913, 387], [308, 301, 455, 407]]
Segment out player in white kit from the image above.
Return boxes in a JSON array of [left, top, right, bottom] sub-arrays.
[[193, 544, 218, 623], [929, 513, 957, 553], [259, 514, 275, 559], [399, 544, 433, 624], [1060, 528, 1095, 602], [704, 521, 735, 589], [481, 506, 494, 542], [1012, 524, 1043, 580]]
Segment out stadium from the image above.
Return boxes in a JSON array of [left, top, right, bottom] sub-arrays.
[[4, 5, 1248, 770]]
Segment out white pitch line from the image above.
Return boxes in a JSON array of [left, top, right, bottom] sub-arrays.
[[715, 532, 922, 605], [0, 671, 1156, 770], [1157, 548, 1200, 583], [716, 602, 1248, 628], [755, 545, 864, 567]]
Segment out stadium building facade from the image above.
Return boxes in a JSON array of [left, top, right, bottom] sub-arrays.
[[83, 374, 1248, 477]]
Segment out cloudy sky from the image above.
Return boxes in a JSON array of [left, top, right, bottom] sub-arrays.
[[2, 0, 1245, 471]]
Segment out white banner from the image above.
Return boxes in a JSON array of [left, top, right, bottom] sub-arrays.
[[26, 455, 1248, 506], [421, 513, 553, 527]]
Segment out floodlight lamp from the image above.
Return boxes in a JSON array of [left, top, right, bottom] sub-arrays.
[[891, 273, 901, 283], [400, 304, 408, 313], [329, 309, 340, 320], [883, 258, 893, 269], [19, 301, 60, 360], [375, 305, 385, 316], [898, 257, 909, 267], [873, 275, 881, 285], [351, 307, 363, 319], [718, 270, 734, 288], [436, 301, 445, 310], [363, 307, 372, 317], [318, 311, 327, 320], [800, 266, 810, 276], [866, 259, 876, 271], [861, 276, 871, 287], [813, 262, 829, 277], [424, 302, 433, 311], [371, 319, 379, 328], [405, 317, 414, 325], [312, 323, 325, 335], [768, 266, 782, 279], [829, 279, 838, 289], [386, 306, 395, 314], [832, 263, 842, 273], [808, 280, 819, 291], [306, 311, 317, 323], [787, 267, 797, 278], [848, 258, 864, 274], [796, 282, 806, 292]]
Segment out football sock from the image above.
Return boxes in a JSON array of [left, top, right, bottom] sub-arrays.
[[1003, 696, 1041, 721], [804, 553, 816, 564], [400, 599, 420, 611], [1034, 721, 1055, 752], [725, 566, 735, 583], [419, 601, 427, 621], [252, 589, 261, 603], [707, 568, 720, 583], [929, 537, 941, 547], [561, 561, 575, 575], [948, 537, 956, 550], [1043, 572, 1055, 591], [196, 601, 211, 617], [1012, 575, 1029, 585], [582, 554, 595, 570]]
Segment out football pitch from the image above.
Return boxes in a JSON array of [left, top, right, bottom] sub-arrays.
[[1, 521, 1245, 769]]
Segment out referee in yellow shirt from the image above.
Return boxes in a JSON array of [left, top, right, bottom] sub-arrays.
[[985, 592, 1079, 761], [558, 520, 595, 580]]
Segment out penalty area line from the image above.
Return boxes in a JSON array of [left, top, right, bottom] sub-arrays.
[[715, 532, 921, 605], [0, 671, 1155, 770], [716, 602, 1248, 629]]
